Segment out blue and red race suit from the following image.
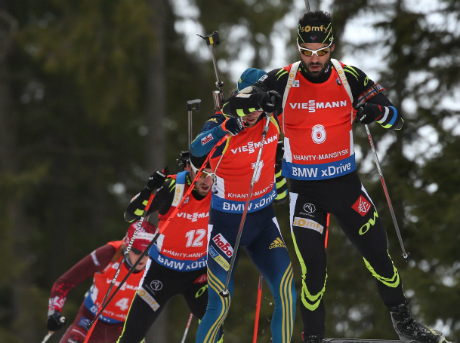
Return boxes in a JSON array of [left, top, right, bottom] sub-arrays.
[[191, 112, 296, 343]]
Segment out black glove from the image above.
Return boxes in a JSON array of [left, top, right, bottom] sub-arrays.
[[146, 167, 169, 191], [257, 90, 282, 113], [354, 103, 383, 124], [47, 311, 66, 331], [223, 117, 246, 136]]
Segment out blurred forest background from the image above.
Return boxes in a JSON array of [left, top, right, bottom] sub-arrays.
[[0, 0, 459, 342]]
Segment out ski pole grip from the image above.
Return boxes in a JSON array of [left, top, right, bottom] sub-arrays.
[[196, 31, 220, 47], [206, 31, 220, 46], [186, 99, 201, 112]]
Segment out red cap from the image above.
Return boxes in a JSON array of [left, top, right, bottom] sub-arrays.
[[125, 220, 156, 251]]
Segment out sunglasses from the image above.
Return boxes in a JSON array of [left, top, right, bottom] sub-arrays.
[[130, 247, 143, 255], [190, 163, 216, 180], [297, 41, 333, 57]]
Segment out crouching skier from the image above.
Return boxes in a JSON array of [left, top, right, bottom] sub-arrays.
[[117, 154, 223, 342], [191, 68, 296, 343], [46, 221, 155, 343]]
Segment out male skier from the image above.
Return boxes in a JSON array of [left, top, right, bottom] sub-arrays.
[[222, 11, 448, 343], [191, 68, 296, 343], [47, 221, 155, 343], [117, 154, 223, 342]]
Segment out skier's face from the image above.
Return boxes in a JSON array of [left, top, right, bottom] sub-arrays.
[[298, 42, 334, 78], [128, 248, 150, 271], [242, 110, 263, 128], [189, 167, 214, 196]]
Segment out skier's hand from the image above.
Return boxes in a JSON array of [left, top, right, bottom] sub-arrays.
[[146, 167, 169, 191], [47, 311, 66, 331], [354, 103, 383, 125], [222, 117, 246, 136], [257, 90, 282, 113]]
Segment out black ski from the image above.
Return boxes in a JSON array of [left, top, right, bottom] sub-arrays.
[[324, 339, 403, 343]]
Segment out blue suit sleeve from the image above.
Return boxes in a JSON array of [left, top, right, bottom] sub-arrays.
[[191, 115, 227, 157]]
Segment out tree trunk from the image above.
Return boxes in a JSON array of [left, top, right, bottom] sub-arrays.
[[147, 0, 167, 173], [146, 0, 168, 341], [0, 5, 38, 342]]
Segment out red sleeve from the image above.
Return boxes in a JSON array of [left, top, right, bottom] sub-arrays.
[[48, 244, 116, 314]]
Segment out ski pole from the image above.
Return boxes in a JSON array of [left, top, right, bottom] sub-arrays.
[[40, 316, 65, 343], [85, 192, 157, 335], [101, 203, 154, 308], [187, 99, 201, 145], [198, 31, 224, 111], [219, 115, 272, 297], [40, 332, 53, 343], [324, 213, 330, 249], [177, 99, 201, 173], [86, 135, 229, 329], [180, 313, 194, 343], [252, 275, 264, 343], [364, 124, 410, 261]]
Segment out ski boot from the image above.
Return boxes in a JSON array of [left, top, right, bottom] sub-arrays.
[[389, 301, 447, 343], [301, 332, 324, 343]]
